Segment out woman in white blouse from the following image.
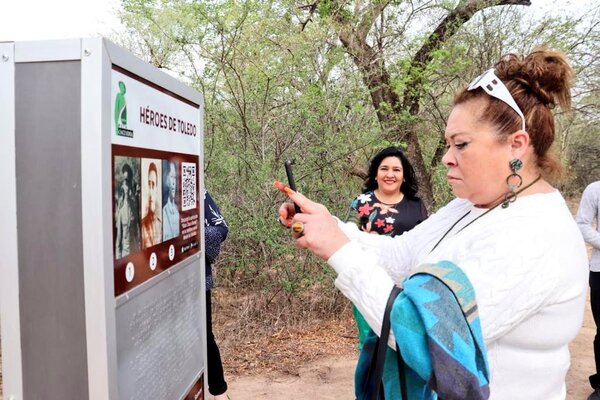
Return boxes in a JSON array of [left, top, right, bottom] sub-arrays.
[[277, 49, 588, 399]]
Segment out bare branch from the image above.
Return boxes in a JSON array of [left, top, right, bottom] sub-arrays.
[[402, 0, 531, 111], [356, 1, 392, 41], [299, 1, 320, 31]]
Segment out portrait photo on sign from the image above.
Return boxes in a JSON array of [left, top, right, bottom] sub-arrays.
[[114, 156, 141, 260], [141, 158, 163, 248], [162, 159, 180, 241]]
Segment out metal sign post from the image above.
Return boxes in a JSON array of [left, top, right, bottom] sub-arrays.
[[0, 38, 207, 400]]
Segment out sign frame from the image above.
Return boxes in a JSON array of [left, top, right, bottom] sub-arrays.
[[0, 37, 207, 400]]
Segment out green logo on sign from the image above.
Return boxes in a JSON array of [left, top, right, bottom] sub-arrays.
[[114, 81, 133, 138]]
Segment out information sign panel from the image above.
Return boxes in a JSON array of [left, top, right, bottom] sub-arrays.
[[0, 38, 207, 400], [110, 67, 202, 296]]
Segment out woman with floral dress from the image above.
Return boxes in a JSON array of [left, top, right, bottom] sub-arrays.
[[346, 146, 428, 348]]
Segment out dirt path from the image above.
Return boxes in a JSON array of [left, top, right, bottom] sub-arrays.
[[567, 293, 595, 399], [228, 356, 355, 399], [227, 296, 596, 400]]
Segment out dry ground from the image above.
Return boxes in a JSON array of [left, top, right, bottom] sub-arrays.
[[221, 296, 595, 400]]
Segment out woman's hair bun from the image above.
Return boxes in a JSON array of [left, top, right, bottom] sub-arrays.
[[495, 49, 573, 110]]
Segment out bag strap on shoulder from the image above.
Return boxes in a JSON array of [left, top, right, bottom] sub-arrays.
[[366, 285, 404, 399]]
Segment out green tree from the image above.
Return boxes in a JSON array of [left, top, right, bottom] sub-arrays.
[[297, 0, 600, 208], [116, 0, 600, 324]]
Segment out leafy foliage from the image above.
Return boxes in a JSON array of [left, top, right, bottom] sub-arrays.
[[115, 0, 600, 325]]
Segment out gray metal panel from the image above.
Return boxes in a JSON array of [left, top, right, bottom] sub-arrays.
[[15, 61, 89, 399], [116, 257, 205, 400]]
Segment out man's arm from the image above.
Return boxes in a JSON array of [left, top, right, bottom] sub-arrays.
[[576, 183, 600, 250], [204, 191, 228, 240]]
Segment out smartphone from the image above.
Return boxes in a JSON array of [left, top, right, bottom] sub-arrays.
[[284, 160, 301, 213]]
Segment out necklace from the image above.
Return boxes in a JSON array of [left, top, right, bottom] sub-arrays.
[[429, 175, 542, 254]]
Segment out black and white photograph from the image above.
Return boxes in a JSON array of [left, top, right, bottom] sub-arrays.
[[114, 156, 141, 259], [162, 159, 180, 241]]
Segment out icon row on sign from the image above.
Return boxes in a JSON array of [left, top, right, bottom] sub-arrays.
[[125, 244, 175, 283]]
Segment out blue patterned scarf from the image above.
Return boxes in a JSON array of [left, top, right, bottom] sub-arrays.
[[355, 260, 490, 399]]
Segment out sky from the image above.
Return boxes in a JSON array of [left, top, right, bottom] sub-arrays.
[[0, 0, 123, 42]]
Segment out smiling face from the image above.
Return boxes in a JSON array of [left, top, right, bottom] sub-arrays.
[[442, 98, 514, 205], [376, 156, 404, 196]]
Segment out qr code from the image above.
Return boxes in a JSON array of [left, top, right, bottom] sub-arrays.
[[181, 162, 197, 211]]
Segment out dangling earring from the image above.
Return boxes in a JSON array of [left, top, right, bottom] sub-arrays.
[[502, 159, 523, 208]]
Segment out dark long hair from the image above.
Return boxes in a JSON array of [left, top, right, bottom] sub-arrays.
[[362, 146, 419, 199]]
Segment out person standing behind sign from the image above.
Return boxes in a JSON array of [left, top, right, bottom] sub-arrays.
[[163, 160, 180, 241], [141, 159, 162, 247], [345, 146, 428, 349], [204, 189, 230, 400], [576, 180, 600, 400]]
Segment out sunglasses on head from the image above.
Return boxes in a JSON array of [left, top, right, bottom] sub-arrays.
[[468, 69, 526, 131]]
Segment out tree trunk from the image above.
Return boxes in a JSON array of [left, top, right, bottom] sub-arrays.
[[324, 0, 531, 210]]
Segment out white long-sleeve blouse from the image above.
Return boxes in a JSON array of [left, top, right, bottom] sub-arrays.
[[329, 191, 588, 400]]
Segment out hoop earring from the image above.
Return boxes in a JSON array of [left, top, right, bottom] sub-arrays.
[[502, 159, 523, 208]]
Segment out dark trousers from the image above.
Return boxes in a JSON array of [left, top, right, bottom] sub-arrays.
[[590, 272, 600, 389], [206, 289, 228, 396]]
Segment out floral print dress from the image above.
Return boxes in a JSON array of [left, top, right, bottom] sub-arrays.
[[346, 190, 428, 349], [346, 190, 427, 237]]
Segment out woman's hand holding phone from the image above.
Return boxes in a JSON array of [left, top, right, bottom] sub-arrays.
[[284, 160, 301, 214], [274, 179, 349, 260]]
